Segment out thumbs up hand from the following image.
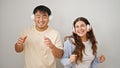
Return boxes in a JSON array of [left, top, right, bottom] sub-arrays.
[[44, 36, 54, 49], [16, 35, 27, 45]]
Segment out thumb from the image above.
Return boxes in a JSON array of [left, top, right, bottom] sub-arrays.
[[44, 36, 49, 40], [22, 35, 27, 43]]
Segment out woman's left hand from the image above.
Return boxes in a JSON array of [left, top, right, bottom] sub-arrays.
[[98, 54, 106, 63]]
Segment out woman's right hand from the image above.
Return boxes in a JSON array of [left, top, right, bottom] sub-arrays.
[[69, 54, 77, 63]]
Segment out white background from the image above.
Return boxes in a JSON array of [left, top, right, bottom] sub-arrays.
[[0, 0, 120, 68]]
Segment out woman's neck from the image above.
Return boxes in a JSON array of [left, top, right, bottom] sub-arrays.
[[81, 35, 88, 42]]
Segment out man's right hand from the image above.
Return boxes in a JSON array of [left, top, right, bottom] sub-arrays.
[[16, 35, 27, 45]]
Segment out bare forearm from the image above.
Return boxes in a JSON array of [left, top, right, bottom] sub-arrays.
[[51, 46, 63, 59], [15, 43, 24, 53]]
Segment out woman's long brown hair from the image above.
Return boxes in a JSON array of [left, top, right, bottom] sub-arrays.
[[65, 17, 97, 64]]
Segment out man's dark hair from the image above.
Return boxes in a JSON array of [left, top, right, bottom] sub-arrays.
[[33, 5, 51, 16]]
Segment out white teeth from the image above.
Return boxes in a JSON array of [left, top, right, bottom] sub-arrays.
[[78, 30, 84, 34], [38, 22, 44, 25]]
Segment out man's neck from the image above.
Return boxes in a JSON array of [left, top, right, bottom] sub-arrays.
[[35, 26, 48, 32]]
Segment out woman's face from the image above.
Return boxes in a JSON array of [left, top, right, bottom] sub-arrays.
[[75, 21, 87, 38]]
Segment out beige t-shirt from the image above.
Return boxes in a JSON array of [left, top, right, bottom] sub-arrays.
[[22, 26, 63, 68]]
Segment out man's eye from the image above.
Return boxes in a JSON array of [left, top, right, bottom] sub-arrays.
[[36, 17, 40, 18], [43, 16, 47, 18]]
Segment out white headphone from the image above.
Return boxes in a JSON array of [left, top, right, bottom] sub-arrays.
[[87, 24, 92, 32], [49, 15, 53, 21], [72, 24, 92, 33], [31, 14, 53, 21], [72, 27, 75, 33], [31, 14, 34, 20]]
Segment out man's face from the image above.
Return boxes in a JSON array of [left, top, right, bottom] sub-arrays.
[[34, 11, 49, 31]]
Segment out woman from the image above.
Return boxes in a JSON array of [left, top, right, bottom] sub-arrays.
[[61, 17, 105, 68]]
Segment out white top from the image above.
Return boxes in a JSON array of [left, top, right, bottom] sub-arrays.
[[22, 26, 63, 68], [76, 40, 95, 68]]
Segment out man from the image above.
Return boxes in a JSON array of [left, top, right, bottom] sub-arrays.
[[15, 5, 63, 68]]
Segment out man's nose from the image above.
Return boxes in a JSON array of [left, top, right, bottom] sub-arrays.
[[39, 17, 43, 22]]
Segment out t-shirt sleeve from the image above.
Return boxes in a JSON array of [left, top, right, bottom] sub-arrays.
[[54, 32, 63, 49]]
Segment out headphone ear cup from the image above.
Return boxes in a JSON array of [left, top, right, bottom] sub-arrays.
[[49, 15, 53, 21], [87, 25, 92, 32], [72, 27, 75, 33], [31, 14, 34, 20]]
